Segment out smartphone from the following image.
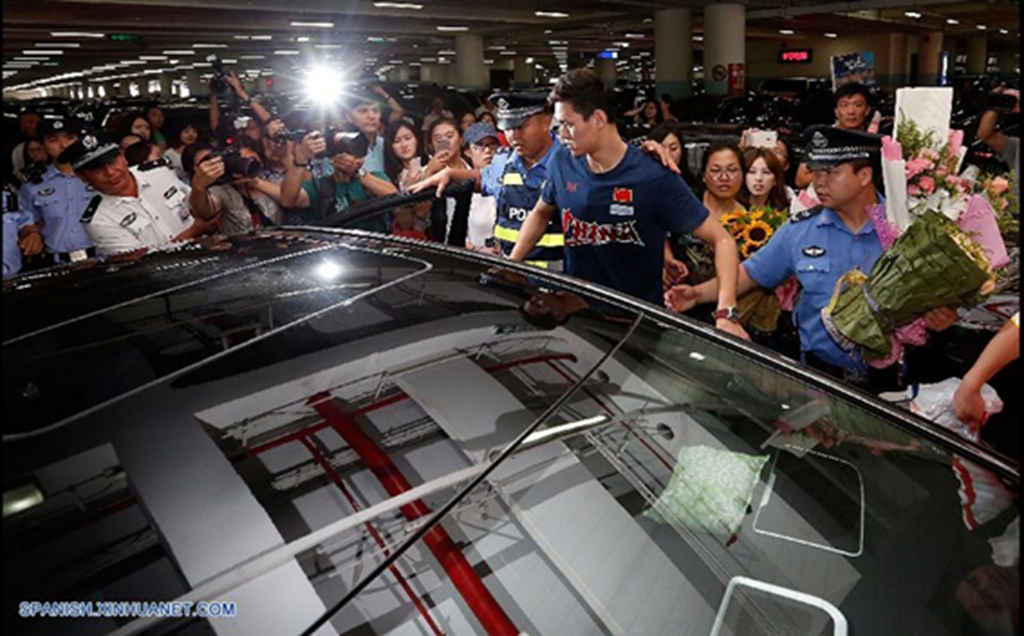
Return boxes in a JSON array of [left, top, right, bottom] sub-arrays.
[[749, 130, 778, 149], [484, 237, 497, 249], [435, 139, 451, 151]]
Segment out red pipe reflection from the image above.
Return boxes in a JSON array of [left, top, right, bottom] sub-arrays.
[[309, 393, 519, 636]]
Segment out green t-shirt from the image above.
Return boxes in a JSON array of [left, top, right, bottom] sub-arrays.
[[301, 171, 391, 233]]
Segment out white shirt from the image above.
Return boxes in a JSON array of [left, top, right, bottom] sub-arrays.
[[84, 166, 194, 256], [466, 193, 496, 248]]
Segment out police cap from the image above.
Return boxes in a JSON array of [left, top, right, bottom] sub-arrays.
[[803, 125, 882, 171], [491, 92, 550, 130], [58, 131, 121, 171], [38, 115, 83, 138]]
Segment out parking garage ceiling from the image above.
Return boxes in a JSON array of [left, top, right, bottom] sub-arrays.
[[3, 0, 1020, 87]]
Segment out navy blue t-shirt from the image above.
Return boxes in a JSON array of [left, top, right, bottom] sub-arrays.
[[541, 143, 708, 304]]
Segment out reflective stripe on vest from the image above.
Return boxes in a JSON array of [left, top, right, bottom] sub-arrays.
[[494, 155, 564, 262]]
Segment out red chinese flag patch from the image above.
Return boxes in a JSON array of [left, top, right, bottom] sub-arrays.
[[612, 188, 633, 204]]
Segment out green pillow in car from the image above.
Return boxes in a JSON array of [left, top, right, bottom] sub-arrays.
[[644, 445, 769, 536]]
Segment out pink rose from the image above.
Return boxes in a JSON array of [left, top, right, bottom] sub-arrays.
[[918, 176, 936, 195], [906, 157, 933, 179], [948, 129, 964, 158], [935, 166, 949, 179], [922, 148, 940, 162], [989, 176, 1010, 196], [908, 184, 922, 196]]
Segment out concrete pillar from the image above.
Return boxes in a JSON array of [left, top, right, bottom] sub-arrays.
[[655, 8, 693, 98], [966, 35, 988, 75], [514, 57, 536, 88], [703, 3, 745, 96], [397, 65, 412, 82], [159, 74, 172, 97], [420, 63, 441, 84], [918, 30, 943, 86], [454, 34, 488, 89], [595, 58, 617, 89], [888, 32, 908, 89], [186, 71, 203, 96]]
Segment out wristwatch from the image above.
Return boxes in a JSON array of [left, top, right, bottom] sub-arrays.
[[293, 159, 310, 169], [712, 306, 740, 322], [356, 166, 368, 180]]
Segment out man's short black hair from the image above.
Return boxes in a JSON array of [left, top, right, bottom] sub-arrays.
[[181, 142, 213, 177], [124, 140, 156, 167], [548, 69, 617, 123], [834, 82, 871, 106]]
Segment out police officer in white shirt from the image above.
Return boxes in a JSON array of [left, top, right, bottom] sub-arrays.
[[58, 131, 210, 256]]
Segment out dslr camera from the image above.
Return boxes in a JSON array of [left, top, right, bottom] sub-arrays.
[[21, 161, 49, 185], [207, 53, 228, 95], [272, 128, 369, 158], [199, 146, 260, 185]]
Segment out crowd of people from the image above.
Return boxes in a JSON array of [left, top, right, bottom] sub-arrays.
[[2, 69, 1019, 439]]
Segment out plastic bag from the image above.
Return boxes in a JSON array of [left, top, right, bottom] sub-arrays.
[[879, 377, 1003, 442]]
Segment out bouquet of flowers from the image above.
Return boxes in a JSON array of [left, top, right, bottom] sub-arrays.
[[823, 211, 996, 361], [977, 171, 1019, 249], [719, 206, 788, 260], [720, 206, 791, 332]]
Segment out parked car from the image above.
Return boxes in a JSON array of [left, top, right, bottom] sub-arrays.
[[3, 192, 1019, 636]]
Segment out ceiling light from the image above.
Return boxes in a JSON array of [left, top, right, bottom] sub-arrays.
[[163, 50, 196, 55], [535, 11, 569, 18], [999, 29, 1009, 35], [905, 11, 922, 19], [240, 55, 266, 59], [233, 35, 250, 40], [824, 32, 838, 38], [274, 50, 301, 55], [692, 35, 703, 41], [438, 49, 456, 55], [139, 55, 168, 60], [192, 43, 228, 48], [373, 2, 423, 8], [50, 32, 105, 38], [13, 57, 45, 61], [977, 24, 987, 30], [35, 42, 80, 48], [290, 21, 334, 28], [314, 44, 343, 49], [250, 35, 273, 41], [779, 29, 795, 35], [296, 36, 311, 42], [947, 18, 959, 24], [420, 57, 437, 62], [23, 50, 63, 55], [625, 33, 645, 39], [500, 51, 517, 55], [437, 26, 469, 32]]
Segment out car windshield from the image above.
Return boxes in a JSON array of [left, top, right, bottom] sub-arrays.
[[3, 231, 1017, 636]]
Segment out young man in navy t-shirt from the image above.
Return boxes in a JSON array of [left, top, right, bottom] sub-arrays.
[[510, 69, 749, 340]]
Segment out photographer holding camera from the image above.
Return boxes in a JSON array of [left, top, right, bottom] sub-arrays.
[[207, 59, 273, 143], [279, 129, 397, 232], [977, 86, 1020, 200], [189, 144, 283, 236]]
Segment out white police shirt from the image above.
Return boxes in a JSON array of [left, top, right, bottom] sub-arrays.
[[83, 166, 194, 256]]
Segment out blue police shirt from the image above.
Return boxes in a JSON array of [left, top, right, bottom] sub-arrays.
[[541, 143, 708, 305], [3, 211, 33, 278], [18, 165, 95, 255], [480, 134, 560, 199], [743, 205, 885, 372]]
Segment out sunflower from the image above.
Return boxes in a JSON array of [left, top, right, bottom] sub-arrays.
[[743, 219, 774, 247], [740, 241, 761, 259], [720, 211, 741, 226]]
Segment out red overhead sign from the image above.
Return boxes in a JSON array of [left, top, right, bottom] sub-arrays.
[[779, 49, 813, 63]]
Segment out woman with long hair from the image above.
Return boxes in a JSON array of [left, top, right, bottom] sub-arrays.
[[424, 117, 471, 245], [738, 147, 790, 211], [164, 120, 202, 182], [649, 123, 700, 190], [115, 112, 152, 144], [384, 119, 431, 238]]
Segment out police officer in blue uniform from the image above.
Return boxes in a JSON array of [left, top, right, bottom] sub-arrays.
[[3, 185, 36, 278], [18, 115, 97, 264], [413, 92, 566, 269], [667, 125, 957, 391]]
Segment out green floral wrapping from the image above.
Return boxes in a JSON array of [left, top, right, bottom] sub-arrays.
[[822, 212, 994, 360]]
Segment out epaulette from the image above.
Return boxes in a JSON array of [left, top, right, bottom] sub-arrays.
[[137, 156, 171, 172], [791, 205, 824, 222], [80, 195, 102, 224]]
